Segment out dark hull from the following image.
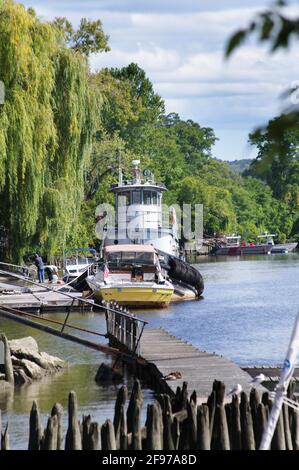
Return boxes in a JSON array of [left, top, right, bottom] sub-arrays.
[[158, 251, 204, 297]]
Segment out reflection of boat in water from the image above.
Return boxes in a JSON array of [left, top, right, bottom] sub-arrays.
[[87, 245, 174, 307], [87, 160, 204, 305], [211, 233, 297, 256]]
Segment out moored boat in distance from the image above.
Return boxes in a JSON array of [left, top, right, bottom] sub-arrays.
[[211, 233, 297, 256], [63, 248, 98, 284]]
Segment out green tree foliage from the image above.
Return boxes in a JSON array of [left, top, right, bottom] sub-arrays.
[[0, 1, 100, 261], [52, 17, 110, 55]]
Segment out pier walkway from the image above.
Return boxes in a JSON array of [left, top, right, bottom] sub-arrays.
[[137, 328, 263, 400]]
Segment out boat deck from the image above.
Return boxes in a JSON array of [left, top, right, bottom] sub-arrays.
[[139, 328, 264, 400]]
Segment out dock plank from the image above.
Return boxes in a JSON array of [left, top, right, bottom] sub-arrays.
[[140, 328, 264, 400]]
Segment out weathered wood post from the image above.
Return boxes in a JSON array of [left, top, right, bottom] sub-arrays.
[[197, 404, 210, 450], [255, 402, 267, 449], [28, 401, 43, 450], [185, 397, 197, 449], [249, 388, 260, 445], [283, 403, 293, 450], [114, 385, 127, 450], [207, 389, 216, 436], [127, 379, 142, 432], [101, 419, 116, 450], [82, 415, 101, 450], [1, 423, 9, 450], [127, 380, 142, 450], [240, 392, 255, 450], [172, 416, 180, 450], [157, 394, 174, 450], [65, 391, 82, 450], [0, 334, 14, 386], [51, 403, 63, 450], [43, 415, 58, 450], [211, 381, 230, 450], [229, 394, 241, 450], [146, 401, 163, 450]]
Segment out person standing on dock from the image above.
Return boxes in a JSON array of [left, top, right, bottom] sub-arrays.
[[34, 254, 45, 283]]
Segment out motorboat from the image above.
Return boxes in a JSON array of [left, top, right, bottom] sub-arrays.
[[63, 248, 98, 284], [87, 244, 174, 307], [211, 233, 297, 256]]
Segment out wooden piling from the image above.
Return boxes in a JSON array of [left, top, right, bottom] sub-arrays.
[[1, 333, 14, 386], [127, 379, 142, 433], [229, 394, 241, 450], [43, 415, 58, 450], [211, 381, 230, 450], [114, 385, 127, 449], [51, 403, 63, 450], [197, 404, 210, 450], [65, 391, 82, 450], [255, 402, 267, 449], [146, 401, 163, 450], [158, 394, 174, 450], [1, 423, 9, 450], [240, 392, 255, 450], [28, 401, 43, 450], [101, 419, 116, 450], [283, 403, 293, 450]]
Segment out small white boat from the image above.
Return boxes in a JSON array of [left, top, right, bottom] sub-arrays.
[[63, 248, 98, 283], [87, 245, 174, 307]]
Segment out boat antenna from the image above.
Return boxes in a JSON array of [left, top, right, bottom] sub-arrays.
[[118, 149, 123, 186]]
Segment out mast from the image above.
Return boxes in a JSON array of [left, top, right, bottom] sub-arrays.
[[118, 150, 123, 186]]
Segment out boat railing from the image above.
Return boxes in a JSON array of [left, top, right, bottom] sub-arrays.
[[104, 304, 148, 356]]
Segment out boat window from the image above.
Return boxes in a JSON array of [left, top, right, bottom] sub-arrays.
[[132, 191, 141, 204], [143, 191, 152, 205], [152, 192, 157, 205], [118, 192, 130, 206], [107, 251, 155, 268]]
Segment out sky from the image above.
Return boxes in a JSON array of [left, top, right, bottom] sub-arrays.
[[22, 0, 299, 161]]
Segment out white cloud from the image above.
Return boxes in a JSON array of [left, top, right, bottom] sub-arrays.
[[21, 0, 299, 160]]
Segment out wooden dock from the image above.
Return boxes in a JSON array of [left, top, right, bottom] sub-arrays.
[[0, 290, 88, 312], [137, 328, 264, 400]]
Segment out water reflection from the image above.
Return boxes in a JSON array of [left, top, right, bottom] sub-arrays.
[[0, 252, 298, 448]]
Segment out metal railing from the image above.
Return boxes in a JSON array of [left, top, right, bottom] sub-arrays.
[[105, 305, 148, 356]]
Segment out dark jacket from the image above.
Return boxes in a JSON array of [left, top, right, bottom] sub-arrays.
[[34, 256, 44, 269]]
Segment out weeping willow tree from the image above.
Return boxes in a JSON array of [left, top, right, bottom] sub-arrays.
[[0, 1, 101, 261]]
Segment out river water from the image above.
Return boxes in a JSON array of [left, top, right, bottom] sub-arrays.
[[0, 252, 298, 449]]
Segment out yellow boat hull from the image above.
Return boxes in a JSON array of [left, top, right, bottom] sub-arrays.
[[96, 285, 174, 307]]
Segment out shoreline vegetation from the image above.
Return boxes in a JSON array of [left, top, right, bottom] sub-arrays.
[[0, 1, 297, 264]]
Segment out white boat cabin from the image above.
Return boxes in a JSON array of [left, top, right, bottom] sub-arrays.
[[104, 160, 179, 257]]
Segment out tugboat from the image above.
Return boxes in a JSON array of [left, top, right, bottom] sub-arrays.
[[86, 160, 204, 305]]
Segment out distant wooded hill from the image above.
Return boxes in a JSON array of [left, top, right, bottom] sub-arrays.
[[226, 159, 253, 174]]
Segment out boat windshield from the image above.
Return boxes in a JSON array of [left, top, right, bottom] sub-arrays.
[[107, 251, 155, 268]]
